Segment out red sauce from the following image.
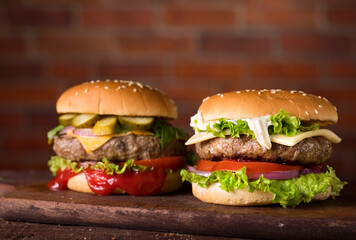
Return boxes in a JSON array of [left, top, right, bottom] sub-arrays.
[[84, 167, 167, 196], [47, 168, 78, 190]]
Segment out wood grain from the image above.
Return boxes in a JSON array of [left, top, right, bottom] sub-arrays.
[[0, 171, 355, 239]]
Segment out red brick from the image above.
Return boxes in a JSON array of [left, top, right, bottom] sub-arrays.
[[99, 63, 163, 78], [282, 35, 350, 52], [0, 86, 58, 103], [164, 87, 213, 101], [119, 35, 193, 53], [311, 89, 356, 102], [201, 35, 270, 52], [176, 62, 240, 79], [164, 9, 235, 26], [328, 8, 356, 25], [251, 62, 317, 78], [3, 136, 48, 151], [248, 6, 316, 27], [329, 63, 356, 77], [47, 62, 91, 80], [0, 62, 42, 78], [30, 112, 58, 128], [0, 113, 22, 128], [82, 10, 153, 26], [0, 35, 26, 54], [7, 8, 71, 26], [37, 31, 114, 54]]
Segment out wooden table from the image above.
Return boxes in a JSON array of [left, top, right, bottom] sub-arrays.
[[0, 170, 355, 239]]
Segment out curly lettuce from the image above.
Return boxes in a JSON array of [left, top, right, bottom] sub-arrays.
[[181, 166, 346, 208], [205, 109, 319, 139], [153, 119, 189, 149], [48, 156, 147, 176]]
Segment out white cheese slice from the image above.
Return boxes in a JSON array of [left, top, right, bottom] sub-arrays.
[[185, 129, 341, 147]]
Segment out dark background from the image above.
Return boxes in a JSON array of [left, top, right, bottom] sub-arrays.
[[0, 0, 355, 182]]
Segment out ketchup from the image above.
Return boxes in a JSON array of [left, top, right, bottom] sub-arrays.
[[47, 168, 78, 190], [48, 167, 168, 196], [84, 167, 167, 196]]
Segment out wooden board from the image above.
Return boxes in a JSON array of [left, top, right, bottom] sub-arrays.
[[0, 171, 356, 239]]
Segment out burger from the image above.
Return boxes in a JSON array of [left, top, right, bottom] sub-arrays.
[[181, 89, 346, 207], [47, 80, 188, 196]]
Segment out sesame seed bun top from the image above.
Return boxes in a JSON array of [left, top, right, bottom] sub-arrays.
[[198, 89, 338, 124], [56, 80, 178, 119]]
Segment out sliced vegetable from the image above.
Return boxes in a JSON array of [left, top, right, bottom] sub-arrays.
[[72, 113, 98, 128], [196, 159, 302, 179], [118, 116, 154, 130], [92, 116, 117, 135], [58, 114, 78, 126], [47, 125, 65, 144]]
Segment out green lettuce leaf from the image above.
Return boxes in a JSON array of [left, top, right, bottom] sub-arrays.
[[181, 166, 347, 207], [47, 125, 64, 144], [204, 109, 320, 139], [153, 119, 189, 149], [48, 156, 148, 176], [269, 109, 319, 136]]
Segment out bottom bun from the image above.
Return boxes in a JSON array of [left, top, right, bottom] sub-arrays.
[[67, 170, 183, 195], [192, 182, 331, 206]]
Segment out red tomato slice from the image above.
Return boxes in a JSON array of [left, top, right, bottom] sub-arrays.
[[196, 159, 302, 174], [132, 156, 184, 172]]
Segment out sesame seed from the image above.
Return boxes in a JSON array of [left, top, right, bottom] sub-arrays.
[[106, 79, 110, 82], [318, 96, 322, 99], [116, 86, 121, 91], [276, 89, 282, 91], [217, 93, 221, 96], [220, 94, 224, 98], [323, 97, 328, 101], [290, 90, 297, 93], [246, 90, 250, 92], [133, 88, 137, 92], [96, 80, 100, 82], [104, 86, 109, 90], [136, 82, 143, 88], [302, 93, 307, 96], [128, 82, 133, 86], [75, 92, 79, 96], [203, 97, 210, 102], [84, 89, 88, 94], [298, 91, 304, 94], [319, 105, 323, 108], [251, 89, 255, 92], [271, 90, 276, 94], [121, 85, 126, 89], [334, 106, 337, 111], [305, 111, 309, 116], [258, 91, 261, 94], [315, 109, 319, 114], [114, 80, 118, 83], [236, 91, 241, 94], [90, 80, 95, 83]]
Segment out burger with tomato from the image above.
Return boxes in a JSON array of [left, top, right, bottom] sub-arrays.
[[47, 80, 188, 196], [181, 89, 346, 207]]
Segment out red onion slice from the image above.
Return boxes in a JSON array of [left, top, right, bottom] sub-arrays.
[[59, 125, 75, 134], [301, 168, 322, 175], [187, 165, 301, 180], [72, 128, 99, 137], [187, 165, 211, 177], [247, 170, 300, 180]]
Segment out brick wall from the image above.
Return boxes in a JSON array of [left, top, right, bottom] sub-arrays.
[[0, 0, 356, 181]]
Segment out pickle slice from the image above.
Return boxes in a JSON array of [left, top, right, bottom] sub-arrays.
[[58, 113, 78, 126], [92, 116, 117, 135], [72, 113, 98, 128], [118, 116, 154, 130]]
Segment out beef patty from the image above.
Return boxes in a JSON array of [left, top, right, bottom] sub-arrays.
[[53, 133, 186, 162], [196, 135, 332, 166]]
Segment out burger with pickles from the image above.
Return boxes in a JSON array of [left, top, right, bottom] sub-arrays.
[[47, 80, 188, 196], [181, 89, 346, 207]]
